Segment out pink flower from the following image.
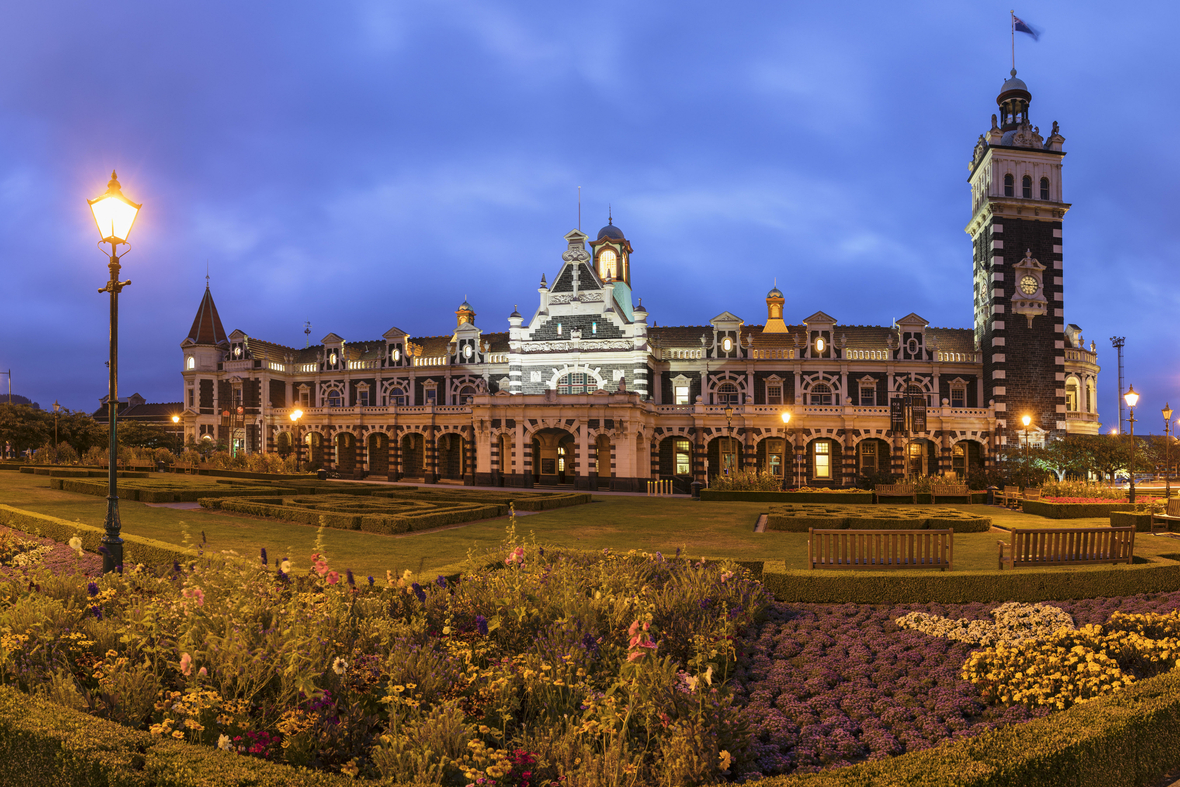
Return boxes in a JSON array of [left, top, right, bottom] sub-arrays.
[[198, 667, 207, 678], [314, 560, 330, 576], [326, 571, 339, 585], [181, 587, 205, 607], [504, 546, 525, 566], [180, 653, 192, 676]]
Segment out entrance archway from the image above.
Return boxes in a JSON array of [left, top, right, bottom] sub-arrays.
[[532, 428, 575, 486], [335, 433, 357, 476], [307, 432, 324, 469], [707, 436, 742, 482], [904, 438, 937, 478], [276, 431, 292, 458], [401, 432, 424, 478], [368, 432, 389, 477], [438, 433, 464, 480]]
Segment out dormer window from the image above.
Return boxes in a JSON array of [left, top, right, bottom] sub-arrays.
[[329, 352, 338, 366], [598, 249, 617, 280], [233, 346, 242, 358], [1004, 173, 1014, 197], [721, 336, 733, 353], [1040, 177, 1050, 200], [815, 337, 825, 354], [463, 344, 473, 360], [390, 346, 400, 363], [186, 356, 195, 370]]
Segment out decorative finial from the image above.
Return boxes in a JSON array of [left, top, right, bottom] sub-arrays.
[[1011, 68, 1017, 78], [608, 204, 612, 225]]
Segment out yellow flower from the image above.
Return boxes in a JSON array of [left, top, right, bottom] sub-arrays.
[[171, 730, 185, 739]]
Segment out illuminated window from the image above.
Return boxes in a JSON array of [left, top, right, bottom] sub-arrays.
[[674, 438, 692, 475], [716, 382, 740, 406], [559, 373, 589, 395], [1004, 173, 1014, 197], [1065, 379, 1080, 411], [767, 384, 782, 405], [952, 443, 966, 477], [598, 249, 617, 280], [814, 441, 831, 479], [1040, 177, 1050, 200], [558, 445, 566, 473], [809, 382, 833, 406], [185, 356, 195, 370], [674, 386, 690, 405]]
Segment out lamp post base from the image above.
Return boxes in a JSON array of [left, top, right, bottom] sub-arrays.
[[102, 495, 124, 573]]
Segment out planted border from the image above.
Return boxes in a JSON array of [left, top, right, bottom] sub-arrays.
[[201, 495, 506, 534], [701, 490, 874, 503], [759, 555, 1180, 604], [48, 478, 281, 503], [755, 665, 1180, 787], [0, 505, 192, 568], [1023, 500, 1134, 519]]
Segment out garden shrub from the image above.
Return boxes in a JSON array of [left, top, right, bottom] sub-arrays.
[[0, 505, 193, 568], [711, 468, 784, 492], [1110, 511, 1156, 532], [702, 490, 874, 503], [765, 505, 989, 533], [1022, 500, 1135, 519]]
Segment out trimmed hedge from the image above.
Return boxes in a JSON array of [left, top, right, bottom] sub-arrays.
[[756, 666, 1180, 787], [373, 488, 590, 511], [49, 478, 280, 503], [0, 683, 361, 787], [759, 555, 1180, 604], [1022, 500, 1134, 519], [701, 490, 874, 503], [765, 505, 990, 533], [1110, 511, 1156, 532], [201, 495, 506, 534], [0, 505, 192, 569]]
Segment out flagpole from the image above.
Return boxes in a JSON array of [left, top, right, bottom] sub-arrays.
[[1010, 10, 1015, 71]]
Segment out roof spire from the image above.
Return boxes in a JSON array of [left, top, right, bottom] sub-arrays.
[[608, 204, 612, 225], [206, 260, 210, 289]]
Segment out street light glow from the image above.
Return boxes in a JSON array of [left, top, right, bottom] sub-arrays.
[[290, 409, 303, 422], [1124, 385, 1139, 409], [781, 411, 791, 424], [87, 171, 141, 245], [1021, 415, 1031, 427]]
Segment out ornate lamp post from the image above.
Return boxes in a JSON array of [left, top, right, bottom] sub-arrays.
[[724, 405, 734, 478], [290, 409, 304, 472], [1021, 415, 1031, 486], [1125, 385, 1139, 503], [53, 401, 60, 464], [171, 414, 181, 455], [88, 171, 141, 574], [1163, 403, 1173, 500], [780, 411, 792, 490]]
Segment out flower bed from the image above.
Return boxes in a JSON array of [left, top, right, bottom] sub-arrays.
[[734, 590, 1180, 780], [765, 504, 990, 533], [0, 527, 770, 784]]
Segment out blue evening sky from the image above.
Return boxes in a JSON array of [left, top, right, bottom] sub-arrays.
[[2, 1, 1177, 430]]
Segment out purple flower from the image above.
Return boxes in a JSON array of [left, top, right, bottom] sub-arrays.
[[346, 569, 355, 587], [476, 615, 489, 636], [436, 575, 448, 588], [367, 576, 375, 586], [90, 605, 103, 621], [201, 531, 207, 544], [172, 560, 181, 574], [260, 548, 268, 566], [86, 582, 99, 597], [411, 583, 426, 603]]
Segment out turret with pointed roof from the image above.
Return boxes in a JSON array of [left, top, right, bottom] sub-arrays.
[[186, 285, 228, 346]]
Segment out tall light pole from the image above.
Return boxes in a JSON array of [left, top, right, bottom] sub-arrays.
[[88, 171, 141, 574], [171, 414, 181, 456], [1163, 403, 1173, 500], [53, 401, 60, 464], [780, 410, 792, 490], [290, 409, 304, 472], [1125, 385, 1139, 504], [724, 405, 734, 478]]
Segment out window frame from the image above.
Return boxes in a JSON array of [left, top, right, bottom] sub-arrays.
[[1004, 173, 1014, 197], [813, 441, 831, 479], [809, 382, 833, 406], [715, 382, 740, 406], [1022, 174, 1032, 199], [1040, 177, 1050, 200]]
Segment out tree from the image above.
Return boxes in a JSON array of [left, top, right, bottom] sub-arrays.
[[0, 404, 50, 456]]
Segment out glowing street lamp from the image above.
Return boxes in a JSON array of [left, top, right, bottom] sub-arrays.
[[1124, 385, 1139, 504], [1021, 415, 1032, 486], [780, 411, 792, 490], [53, 401, 60, 464], [1163, 403, 1173, 500], [89, 171, 141, 574]]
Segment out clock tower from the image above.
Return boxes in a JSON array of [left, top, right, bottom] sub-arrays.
[[966, 69, 1069, 445]]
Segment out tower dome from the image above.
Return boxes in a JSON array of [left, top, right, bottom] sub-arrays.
[[597, 222, 625, 240], [997, 69, 1032, 131]]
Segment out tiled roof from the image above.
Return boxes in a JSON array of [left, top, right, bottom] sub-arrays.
[[186, 287, 228, 345]]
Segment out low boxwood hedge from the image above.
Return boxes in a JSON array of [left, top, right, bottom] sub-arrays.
[[201, 496, 506, 534], [0, 505, 192, 569], [759, 555, 1180, 604], [701, 490, 874, 503], [1022, 500, 1134, 519], [765, 505, 990, 533], [757, 665, 1180, 787], [0, 683, 360, 787], [1110, 511, 1157, 532]]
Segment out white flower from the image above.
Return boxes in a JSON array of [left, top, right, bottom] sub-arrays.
[[218, 734, 232, 751], [68, 536, 83, 555], [280, 560, 291, 573], [704, 665, 713, 686], [332, 657, 347, 676]]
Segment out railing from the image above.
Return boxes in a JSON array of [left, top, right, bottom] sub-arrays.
[[412, 357, 448, 367], [1064, 349, 1098, 364], [936, 351, 981, 363], [658, 348, 705, 360], [656, 405, 695, 413], [749, 348, 795, 360], [485, 353, 509, 364], [348, 360, 381, 370], [298, 363, 318, 373], [1065, 411, 1100, 421], [223, 360, 254, 371], [845, 349, 889, 361], [267, 362, 286, 372]]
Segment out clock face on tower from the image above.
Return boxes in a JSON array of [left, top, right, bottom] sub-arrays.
[[1019, 275, 1039, 295]]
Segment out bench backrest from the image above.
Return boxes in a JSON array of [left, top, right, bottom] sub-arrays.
[[1023, 488, 1042, 500], [931, 484, 969, 495], [1168, 498, 1180, 518], [1009, 526, 1135, 565], [875, 484, 915, 494], [809, 528, 952, 568]]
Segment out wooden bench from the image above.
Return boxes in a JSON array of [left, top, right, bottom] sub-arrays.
[[930, 483, 970, 504], [874, 483, 916, 504], [1151, 498, 1180, 535], [808, 528, 953, 570], [998, 526, 1135, 570], [999, 485, 1027, 508]]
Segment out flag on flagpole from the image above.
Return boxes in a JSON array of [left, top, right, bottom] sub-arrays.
[[1013, 15, 1041, 41]]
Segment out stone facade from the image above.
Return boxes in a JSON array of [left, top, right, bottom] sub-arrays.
[[176, 70, 1100, 490]]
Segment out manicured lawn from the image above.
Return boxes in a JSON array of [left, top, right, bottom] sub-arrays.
[[2, 471, 1177, 579]]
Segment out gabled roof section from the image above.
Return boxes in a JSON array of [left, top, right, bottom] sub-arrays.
[[894, 313, 929, 329], [186, 286, 228, 346], [228, 328, 247, 341], [383, 326, 408, 340], [802, 310, 837, 325], [710, 311, 743, 325], [321, 333, 344, 345]]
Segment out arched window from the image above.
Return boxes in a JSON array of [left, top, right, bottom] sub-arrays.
[[715, 381, 740, 406], [1022, 175, 1032, 199], [1065, 378, 1080, 411], [598, 249, 617, 280], [905, 383, 927, 407], [1040, 177, 1050, 200], [809, 382, 833, 406], [327, 391, 342, 408], [459, 385, 476, 405], [185, 356, 195, 370], [559, 373, 590, 395], [388, 387, 406, 407], [1004, 173, 1014, 197]]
